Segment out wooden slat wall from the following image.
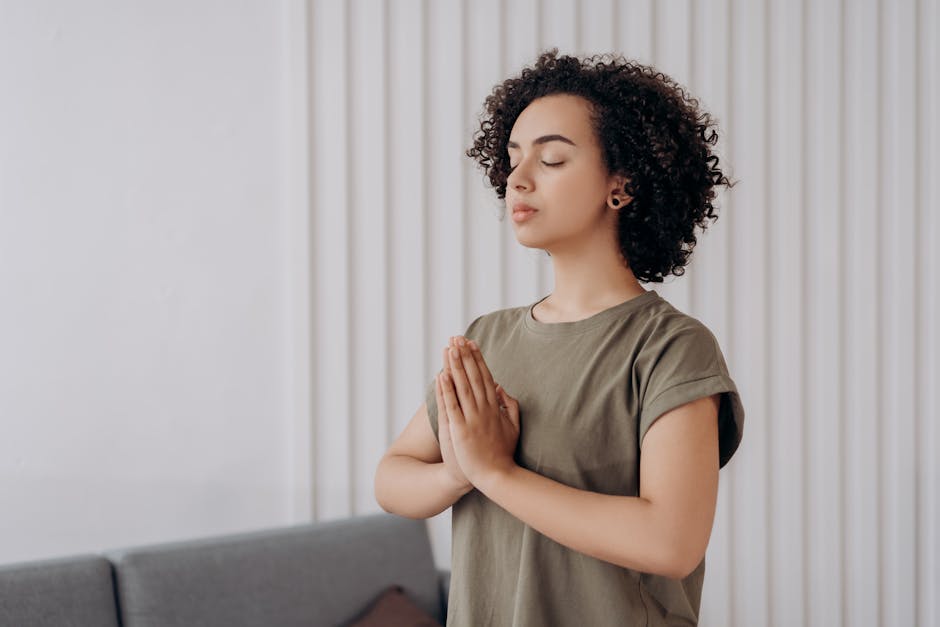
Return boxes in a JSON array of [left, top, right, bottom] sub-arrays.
[[300, 1, 938, 624]]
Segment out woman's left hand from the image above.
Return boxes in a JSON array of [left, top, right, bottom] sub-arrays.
[[439, 336, 520, 486]]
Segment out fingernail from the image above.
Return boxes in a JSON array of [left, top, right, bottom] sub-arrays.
[[456, 337, 465, 346], [450, 347, 459, 358]]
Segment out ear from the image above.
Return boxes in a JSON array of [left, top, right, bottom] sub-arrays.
[[609, 174, 631, 197], [607, 178, 632, 212]]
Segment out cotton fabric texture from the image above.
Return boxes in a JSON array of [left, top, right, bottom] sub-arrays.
[[424, 289, 745, 627]]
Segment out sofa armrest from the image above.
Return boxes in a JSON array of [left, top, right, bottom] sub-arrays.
[[0, 555, 120, 627], [437, 568, 451, 619]]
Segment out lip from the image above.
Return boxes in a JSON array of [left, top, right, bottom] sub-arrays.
[[511, 202, 538, 224], [511, 202, 538, 214]]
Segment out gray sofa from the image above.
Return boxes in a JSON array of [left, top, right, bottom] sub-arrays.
[[0, 512, 449, 626]]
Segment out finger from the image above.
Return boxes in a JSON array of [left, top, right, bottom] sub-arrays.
[[455, 339, 489, 409], [435, 373, 447, 424], [442, 346, 452, 375], [497, 385, 520, 429], [467, 339, 498, 407], [447, 346, 477, 414], [439, 371, 466, 428], [435, 374, 454, 448]]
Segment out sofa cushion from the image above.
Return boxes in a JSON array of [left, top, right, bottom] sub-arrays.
[[0, 554, 120, 627], [107, 512, 442, 627], [347, 584, 442, 626]]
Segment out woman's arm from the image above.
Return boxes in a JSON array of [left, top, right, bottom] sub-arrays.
[[473, 394, 720, 580], [374, 401, 473, 519], [440, 337, 721, 580]]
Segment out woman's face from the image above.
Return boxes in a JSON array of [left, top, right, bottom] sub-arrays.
[[505, 93, 623, 254]]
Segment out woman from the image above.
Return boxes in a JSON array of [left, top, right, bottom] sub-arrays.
[[375, 48, 745, 627]]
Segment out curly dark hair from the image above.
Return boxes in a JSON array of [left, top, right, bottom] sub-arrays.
[[465, 48, 736, 283]]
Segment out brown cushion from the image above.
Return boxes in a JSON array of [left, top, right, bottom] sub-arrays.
[[347, 585, 443, 627]]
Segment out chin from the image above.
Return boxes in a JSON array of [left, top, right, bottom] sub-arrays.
[[511, 232, 545, 249], [513, 223, 558, 245]]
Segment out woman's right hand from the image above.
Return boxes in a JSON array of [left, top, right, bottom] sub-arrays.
[[435, 341, 472, 493]]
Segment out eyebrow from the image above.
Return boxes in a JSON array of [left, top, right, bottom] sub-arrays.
[[506, 134, 577, 149]]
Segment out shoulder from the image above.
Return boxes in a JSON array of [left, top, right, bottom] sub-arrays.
[[636, 299, 722, 354], [633, 302, 744, 468], [629, 300, 731, 392], [464, 304, 529, 337]]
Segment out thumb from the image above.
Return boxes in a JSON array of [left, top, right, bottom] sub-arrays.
[[495, 383, 507, 405]]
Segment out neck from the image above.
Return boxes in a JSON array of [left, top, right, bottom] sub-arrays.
[[543, 234, 646, 314]]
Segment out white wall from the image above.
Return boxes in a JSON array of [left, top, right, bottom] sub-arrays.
[[0, 0, 307, 563], [308, 1, 939, 627], [2, 1, 938, 626]]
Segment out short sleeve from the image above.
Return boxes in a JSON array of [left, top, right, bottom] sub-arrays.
[[638, 323, 745, 468], [425, 314, 485, 444]]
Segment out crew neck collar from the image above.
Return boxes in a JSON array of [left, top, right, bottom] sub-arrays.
[[523, 289, 660, 336]]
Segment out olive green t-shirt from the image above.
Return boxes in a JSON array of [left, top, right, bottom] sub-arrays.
[[424, 289, 745, 627]]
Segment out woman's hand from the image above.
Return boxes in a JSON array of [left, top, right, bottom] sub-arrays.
[[434, 341, 472, 493], [438, 336, 520, 486]]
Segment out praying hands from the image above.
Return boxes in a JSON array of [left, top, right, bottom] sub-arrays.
[[434, 336, 520, 490]]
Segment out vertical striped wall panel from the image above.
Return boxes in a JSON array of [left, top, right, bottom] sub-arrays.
[[299, 1, 939, 625]]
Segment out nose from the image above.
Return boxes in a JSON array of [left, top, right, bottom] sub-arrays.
[[507, 159, 533, 191]]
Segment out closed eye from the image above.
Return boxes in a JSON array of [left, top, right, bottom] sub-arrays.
[[508, 161, 564, 172]]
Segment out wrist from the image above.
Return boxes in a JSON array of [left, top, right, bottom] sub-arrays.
[[473, 460, 518, 495], [437, 463, 473, 497]]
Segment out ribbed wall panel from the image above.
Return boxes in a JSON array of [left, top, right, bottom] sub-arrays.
[[844, 2, 879, 625], [806, 3, 845, 625], [303, 1, 939, 624], [917, 6, 938, 627], [767, 0, 805, 625], [310, 0, 351, 520], [882, 4, 919, 627]]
